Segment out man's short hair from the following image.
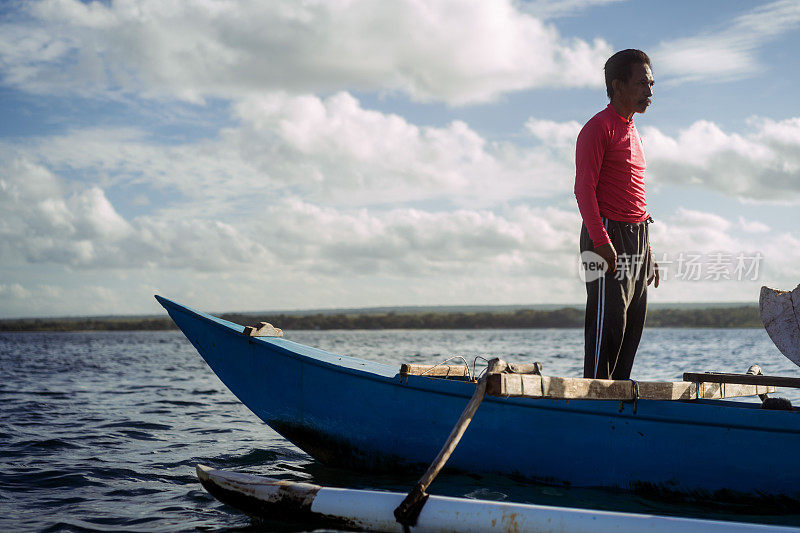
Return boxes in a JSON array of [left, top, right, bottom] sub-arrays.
[[604, 49, 650, 100]]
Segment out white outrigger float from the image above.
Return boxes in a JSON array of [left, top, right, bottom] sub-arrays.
[[197, 465, 797, 532]]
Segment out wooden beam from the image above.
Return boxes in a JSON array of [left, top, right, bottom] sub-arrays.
[[400, 364, 470, 378], [486, 373, 775, 401], [683, 372, 800, 388]]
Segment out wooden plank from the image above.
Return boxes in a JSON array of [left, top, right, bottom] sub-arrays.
[[486, 373, 775, 400], [696, 382, 776, 399], [400, 364, 469, 378], [684, 372, 800, 388]]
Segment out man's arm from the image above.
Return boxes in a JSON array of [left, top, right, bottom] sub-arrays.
[[575, 121, 616, 272]]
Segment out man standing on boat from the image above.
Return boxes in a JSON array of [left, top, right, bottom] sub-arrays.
[[574, 49, 659, 380]]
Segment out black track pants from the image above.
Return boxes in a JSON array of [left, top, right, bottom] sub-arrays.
[[580, 217, 651, 380]]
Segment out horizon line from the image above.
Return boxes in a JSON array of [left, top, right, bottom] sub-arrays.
[[0, 300, 759, 322]]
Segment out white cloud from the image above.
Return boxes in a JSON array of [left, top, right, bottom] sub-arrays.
[[1, 157, 128, 264], [7, 92, 577, 212], [0, 150, 582, 277], [0, 155, 272, 270], [260, 199, 581, 278], [525, 117, 582, 155], [3, 197, 798, 316], [738, 216, 770, 234], [232, 92, 574, 207], [652, 208, 736, 251], [0, 283, 30, 300], [0, 142, 587, 285], [17, 126, 266, 216], [654, 0, 800, 83], [522, 0, 626, 20], [2, 142, 797, 315], [0, 166, 596, 317], [0, 279, 137, 317], [0, 0, 611, 104], [2, 82, 799, 315], [642, 117, 800, 201], [4, 98, 798, 282], [648, 208, 800, 301], [522, 113, 800, 203]]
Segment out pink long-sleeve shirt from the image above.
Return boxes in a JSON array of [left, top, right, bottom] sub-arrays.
[[574, 104, 649, 246]]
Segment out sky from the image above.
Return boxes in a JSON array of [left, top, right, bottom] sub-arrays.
[[1, 0, 800, 318]]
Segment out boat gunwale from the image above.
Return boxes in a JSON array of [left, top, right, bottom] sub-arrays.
[[156, 294, 398, 376], [157, 295, 800, 434]]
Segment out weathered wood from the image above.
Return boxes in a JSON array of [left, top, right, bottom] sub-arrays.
[[760, 284, 800, 367], [400, 364, 469, 378], [242, 322, 283, 337], [696, 382, 777, 399], [683, 372, 800, 388], [508, 362, 542, 375], [486, 373, 775, 400], [486, 359, 542, 375]]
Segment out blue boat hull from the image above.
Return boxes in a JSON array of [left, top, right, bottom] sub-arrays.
[[157, 296, 800, 504]]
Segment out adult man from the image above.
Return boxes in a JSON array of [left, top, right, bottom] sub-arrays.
[[574, 49, 660, 380]]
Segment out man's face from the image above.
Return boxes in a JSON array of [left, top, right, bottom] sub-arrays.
[[615, 63, 654, 114]]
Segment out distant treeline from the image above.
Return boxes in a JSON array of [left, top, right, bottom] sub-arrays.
[[0, 305, 763, 332]]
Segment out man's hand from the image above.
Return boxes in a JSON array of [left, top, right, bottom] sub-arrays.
[[594, 242, 617, 273], [648, 260, 660, 288]]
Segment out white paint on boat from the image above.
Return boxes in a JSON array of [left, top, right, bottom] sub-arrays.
[[197, 465, 798, 532]]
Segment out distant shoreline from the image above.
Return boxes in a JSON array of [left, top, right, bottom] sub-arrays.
[[0, 305, 763, 332]]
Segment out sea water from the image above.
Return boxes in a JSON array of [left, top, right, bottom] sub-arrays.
[[1, 328, 799, 531]]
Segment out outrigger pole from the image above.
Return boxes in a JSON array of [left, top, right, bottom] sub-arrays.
[[393, 359, 496, 527]]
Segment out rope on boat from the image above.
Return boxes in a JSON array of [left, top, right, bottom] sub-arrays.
[[630, 379, 639, 413], [472, 355, 489, 381]]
